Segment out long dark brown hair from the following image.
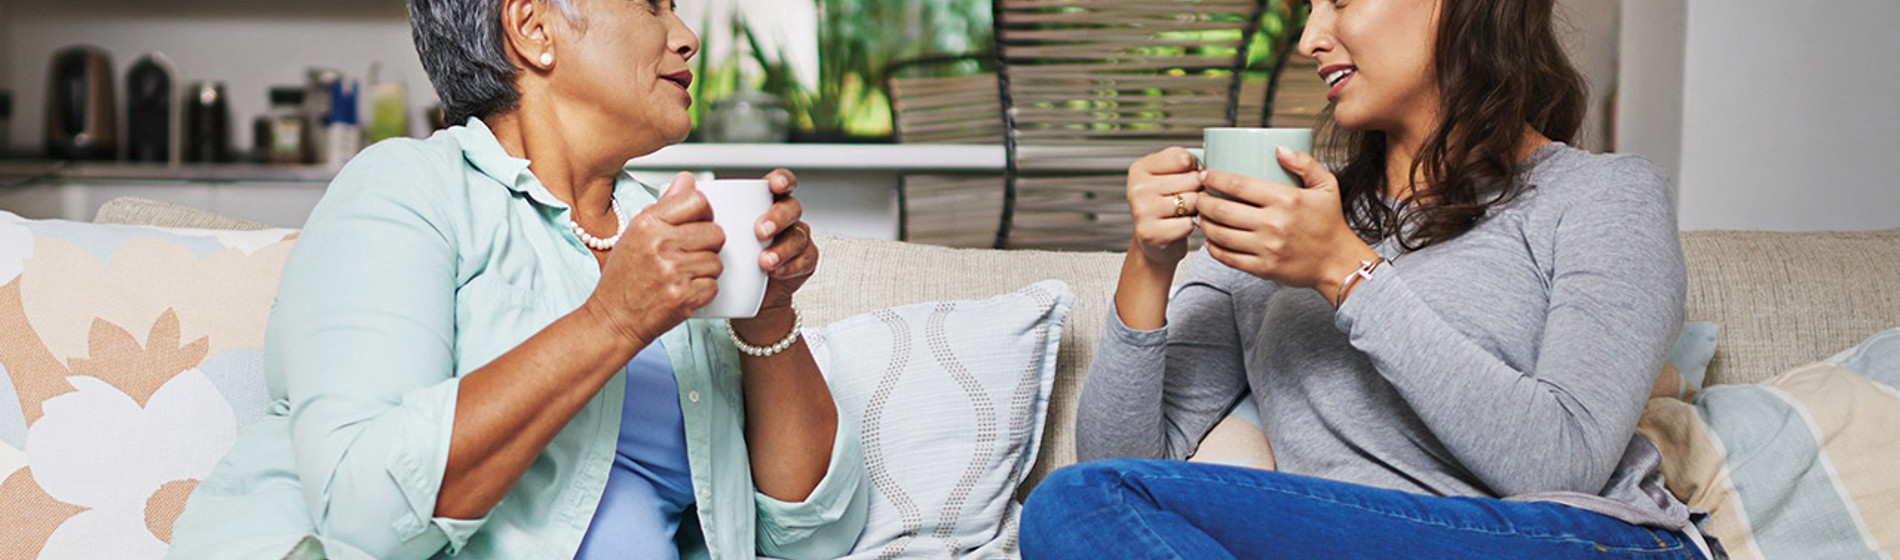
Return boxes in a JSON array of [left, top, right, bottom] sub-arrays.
[[1320, 0, 1588, 251]]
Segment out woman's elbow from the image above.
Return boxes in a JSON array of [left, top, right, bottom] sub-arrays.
[[1486, 444, 1620, 497]]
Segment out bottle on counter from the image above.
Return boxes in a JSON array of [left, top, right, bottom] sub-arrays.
[[253, 86, 311, 165], [0, 90, 12, 156], [366, 63, 410, 144], [305, 68, 342, 164], [322, 80, 362, 166], [182, 81, 231, 163]]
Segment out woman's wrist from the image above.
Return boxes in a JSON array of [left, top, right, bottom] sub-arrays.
[[730, 305, 798, 346], [1318, 243, 1383, 308], [1115, 241, 1179, 331], [576, 298, 653, 353]]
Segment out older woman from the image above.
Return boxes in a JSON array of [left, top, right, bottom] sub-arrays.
[[166, 1, 866, 559]]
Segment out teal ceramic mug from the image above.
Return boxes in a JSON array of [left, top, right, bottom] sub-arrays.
[[1187, 128, 1315, 199]]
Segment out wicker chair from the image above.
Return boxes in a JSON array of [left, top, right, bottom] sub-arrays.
[[993, 0, 1274, 250], [886, 54, 1008, 248]]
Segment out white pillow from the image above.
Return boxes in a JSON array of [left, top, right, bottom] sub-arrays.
[[804, 280, 1072, 560]]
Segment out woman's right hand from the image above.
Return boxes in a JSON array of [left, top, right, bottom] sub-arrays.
[[1126, 147, 1206, 265], [584, 172, 726, 349]]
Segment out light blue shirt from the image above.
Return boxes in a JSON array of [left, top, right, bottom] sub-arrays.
[[576, 340, 696, 560], [166, 118, 868, 560]]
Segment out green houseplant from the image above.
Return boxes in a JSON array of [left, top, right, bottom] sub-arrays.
[[690, 0, 1300, 142], [694, 0, 991, 142]]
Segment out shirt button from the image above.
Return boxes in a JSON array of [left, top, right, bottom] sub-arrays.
[[688, 391, 701, 403]]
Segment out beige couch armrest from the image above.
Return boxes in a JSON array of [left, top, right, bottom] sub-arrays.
[[93, 197, 275, 231]]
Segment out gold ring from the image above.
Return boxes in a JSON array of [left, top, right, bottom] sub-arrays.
[[1172, 193, 1190, 218]]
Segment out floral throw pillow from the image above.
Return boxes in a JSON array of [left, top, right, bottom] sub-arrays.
[[0, 211, 296, 559]]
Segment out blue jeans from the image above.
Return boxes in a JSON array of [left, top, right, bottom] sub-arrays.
[[1021, 459, 1705, 560]]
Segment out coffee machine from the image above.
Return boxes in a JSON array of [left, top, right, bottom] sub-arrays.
[[125, 54, 177, 163], [44, 45, 118, 160]]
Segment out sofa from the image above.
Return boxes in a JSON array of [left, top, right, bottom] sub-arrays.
[[3, 196, 1897, 559]]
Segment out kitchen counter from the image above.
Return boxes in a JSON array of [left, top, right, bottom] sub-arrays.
[[0, 143, 1011, 239], [0, 143, 1007, 183]]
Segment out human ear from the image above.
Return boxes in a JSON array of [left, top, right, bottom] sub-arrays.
[[501, 0, 555, 70]]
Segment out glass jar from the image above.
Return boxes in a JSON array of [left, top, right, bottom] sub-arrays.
[[702, 91, 791, 143], [255, 86, 311, 165]]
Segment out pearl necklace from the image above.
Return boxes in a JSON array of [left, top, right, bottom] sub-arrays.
[[570, 199, 628, 251]]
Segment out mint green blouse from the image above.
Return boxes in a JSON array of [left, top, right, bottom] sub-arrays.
[[166, 119, 868, 560]]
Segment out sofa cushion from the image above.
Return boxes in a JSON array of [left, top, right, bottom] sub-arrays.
[[92, 196, 1900, 494], [97, 195, 1900, 389], [1682, 229, 1900, 386], [805, 280, 1071, 559], [0, 211, 296, 559], [94, 197, 275, 231], [1637, 329, 1900, 560], [796, 233, 1127, 498]]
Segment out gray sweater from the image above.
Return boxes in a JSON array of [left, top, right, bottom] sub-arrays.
[[1078, 143, 1699, 534]]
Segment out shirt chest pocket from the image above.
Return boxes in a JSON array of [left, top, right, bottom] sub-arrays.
[[453, 274, 576, 375]]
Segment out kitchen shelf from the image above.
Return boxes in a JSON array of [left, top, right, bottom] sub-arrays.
[[0, 160, 340, 184], [0, 143, 1010, 185]]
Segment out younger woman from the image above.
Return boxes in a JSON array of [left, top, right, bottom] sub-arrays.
[[1022, 1, 1714, 558]]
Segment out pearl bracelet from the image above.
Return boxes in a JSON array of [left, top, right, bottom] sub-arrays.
[[725, 308, 803, 357]]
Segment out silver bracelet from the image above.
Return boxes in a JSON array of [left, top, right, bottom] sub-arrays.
[[1335, 257, 1385, 309], [725, 308, 803, 357]]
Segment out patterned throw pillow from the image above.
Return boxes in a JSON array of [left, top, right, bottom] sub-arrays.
[[1187, 322, 1722, 472], [1639, 328, 1900, 560], [803, 280, 1072, 560], [0, 211, 296, 560]]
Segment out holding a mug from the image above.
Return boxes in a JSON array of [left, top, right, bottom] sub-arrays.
[[166, 0, 866, 558], [1025, 0, 1701, 558], [1115, 125, 1357, 323]]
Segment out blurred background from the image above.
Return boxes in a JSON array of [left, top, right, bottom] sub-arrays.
[[0, 0, 1895, 241]]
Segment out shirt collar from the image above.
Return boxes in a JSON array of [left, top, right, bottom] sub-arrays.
[[446, 116, 664, 213], [446, 116, 570, 209]]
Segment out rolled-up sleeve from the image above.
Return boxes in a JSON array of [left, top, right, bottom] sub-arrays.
[[753, 415, 869, 560], [271, 142, 488, 559]]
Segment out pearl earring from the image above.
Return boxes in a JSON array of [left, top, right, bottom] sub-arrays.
[[539, 52, 554, 66]]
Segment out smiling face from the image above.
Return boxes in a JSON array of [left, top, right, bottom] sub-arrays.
[[1299, 0, 1442, 138], [549, 0, 700, 145]]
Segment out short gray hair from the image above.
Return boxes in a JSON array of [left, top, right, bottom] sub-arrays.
[[408, 0, 582, 124]]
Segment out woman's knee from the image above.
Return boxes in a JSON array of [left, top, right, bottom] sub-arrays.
[[1023, 460, 1143, 554], [1024, 459, 1165, 525]]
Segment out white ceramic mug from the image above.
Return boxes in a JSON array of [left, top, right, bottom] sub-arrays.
[[692, 179, 773, 319]]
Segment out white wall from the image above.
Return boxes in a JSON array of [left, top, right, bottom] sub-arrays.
[[1615, 0, 1687, 204], [1676, 0, 1900, 231], [1, 0, 821, 156], [3, 0, 425, 155], [1554, 0, 1619, 153], [1619, 0, 1900, 232]]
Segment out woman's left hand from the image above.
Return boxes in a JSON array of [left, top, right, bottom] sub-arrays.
[[1196, 147, 1380, 306], [749, 168, 818, 313]]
